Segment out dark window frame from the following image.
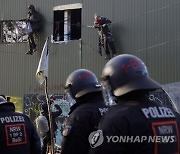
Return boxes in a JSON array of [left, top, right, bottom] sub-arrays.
[[53, 4, 82, 43]]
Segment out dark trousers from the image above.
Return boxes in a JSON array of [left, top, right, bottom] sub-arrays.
[[99, 34, 116, 55], [42, 135, 51, 154], [28, 32, 36, 51], [104, 36, 116, 55]]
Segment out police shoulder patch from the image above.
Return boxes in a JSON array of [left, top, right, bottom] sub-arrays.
[[62, 126, 72, 136]]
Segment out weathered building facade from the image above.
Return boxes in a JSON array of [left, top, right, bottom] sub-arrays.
[[0, 0, 180, 98]]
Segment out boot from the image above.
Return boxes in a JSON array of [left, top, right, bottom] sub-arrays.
[[25, 50, 33, 55]]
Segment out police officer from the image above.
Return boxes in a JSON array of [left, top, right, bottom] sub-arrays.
[[61, 69, 108, 154], [0, 96, 41, 154], [91, 54, 180, 154]]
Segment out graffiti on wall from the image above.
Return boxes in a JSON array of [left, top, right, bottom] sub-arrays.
[[24, 94, 45, 124], [23, 94, 69, 122], [28, 83, 65, 93], [23, 94, 70, 146]]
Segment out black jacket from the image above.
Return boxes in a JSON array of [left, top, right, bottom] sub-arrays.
[[61, 93, 108, 154], [0, 104, 41, 154], [27, 9, 41, 31], [91, 97, 180, 154], [41, 104, 62, 135], [40, 104, 62, 154]]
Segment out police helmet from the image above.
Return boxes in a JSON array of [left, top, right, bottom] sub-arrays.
[[101, 54, 161, 97], [0, 96, 15, 108], [65, 69, 102, 99]]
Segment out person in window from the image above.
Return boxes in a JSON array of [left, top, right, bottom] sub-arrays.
[[25, 5, 41, 55], [93, 14, 117, 60]]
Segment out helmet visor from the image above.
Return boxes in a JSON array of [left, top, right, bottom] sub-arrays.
[[65, 92, 76, 107], [101, 80, 116, 106]]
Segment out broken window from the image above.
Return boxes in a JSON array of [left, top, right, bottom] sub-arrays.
[[53, 3, 82, 42], [0, 20, 28, 43]]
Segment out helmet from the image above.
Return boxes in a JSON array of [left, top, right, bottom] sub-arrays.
[[65, 69, 102, 99], [0, 96, 15, 107], [101, 54, 161, 97]]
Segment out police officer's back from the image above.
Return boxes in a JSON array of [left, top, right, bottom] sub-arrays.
[[91, 54, 180, 154], [61, 69, 108, 154], [0, 96, 41, 154]]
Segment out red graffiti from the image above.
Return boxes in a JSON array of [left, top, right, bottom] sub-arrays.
[[28, 83, 65, 93]]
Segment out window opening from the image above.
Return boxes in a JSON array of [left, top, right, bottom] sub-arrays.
[[71, 9, 81, 40], [53, 3, 82, 43]]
